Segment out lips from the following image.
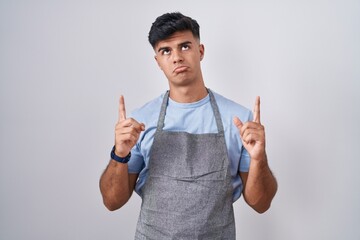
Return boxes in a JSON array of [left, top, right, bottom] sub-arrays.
[[173, 66, 188, 74]]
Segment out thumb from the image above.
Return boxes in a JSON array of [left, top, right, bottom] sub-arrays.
[[233, 116, 243, 130]]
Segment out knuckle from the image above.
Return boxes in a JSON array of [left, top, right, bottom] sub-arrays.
[[128, 117, 137, 123]]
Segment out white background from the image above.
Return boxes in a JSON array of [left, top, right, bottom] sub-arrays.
[[1, 0, 359, 239]]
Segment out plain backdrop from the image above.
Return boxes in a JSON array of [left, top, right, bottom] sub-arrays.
[[1, 0, 359, 239]]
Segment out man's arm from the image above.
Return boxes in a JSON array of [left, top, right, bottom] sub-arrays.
[[234, 96, 277, 213], [240, 158, 277, 213], [99, 95, 145, 211], [100, 162, 138, 211]]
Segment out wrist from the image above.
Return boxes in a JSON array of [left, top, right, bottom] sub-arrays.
[[251, 152, 267, 163], [114, 148, 128, 158], [111, 146, 131, 163]]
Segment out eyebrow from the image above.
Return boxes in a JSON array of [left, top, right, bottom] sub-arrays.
[[157, 41, 193, 53]]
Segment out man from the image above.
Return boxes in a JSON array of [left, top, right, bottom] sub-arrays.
[[100, 12, 277, 239]]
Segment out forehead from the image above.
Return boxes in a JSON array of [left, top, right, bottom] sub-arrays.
[[155, 31, 198, 49]]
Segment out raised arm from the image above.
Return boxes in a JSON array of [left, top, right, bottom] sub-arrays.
[[233, 96, 277, 213], [99, 96, 145, 211]]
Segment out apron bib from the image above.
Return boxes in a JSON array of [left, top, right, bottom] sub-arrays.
[[135, 90, 235, 240]]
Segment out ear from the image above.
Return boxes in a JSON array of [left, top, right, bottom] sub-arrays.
[[199, 44, 205, 61], [154, 55, 163, 70]]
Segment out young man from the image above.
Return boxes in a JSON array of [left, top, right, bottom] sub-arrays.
[[100, 12, 277, 239]]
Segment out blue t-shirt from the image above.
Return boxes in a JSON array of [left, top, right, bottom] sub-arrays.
[[128, 90, 252, 202]]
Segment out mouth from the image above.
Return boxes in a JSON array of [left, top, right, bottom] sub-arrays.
[[173, 66, 188, 74]]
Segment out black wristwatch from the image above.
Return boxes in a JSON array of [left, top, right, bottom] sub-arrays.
[[111, 146, 131, 163]]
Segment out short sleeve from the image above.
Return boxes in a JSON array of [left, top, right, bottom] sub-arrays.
[[238, 110, 253, 172], [239, 147, 250, 172], [127, 144, 145, 174]]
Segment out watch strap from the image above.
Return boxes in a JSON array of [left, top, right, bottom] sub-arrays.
[[111, 146, 131, 163]]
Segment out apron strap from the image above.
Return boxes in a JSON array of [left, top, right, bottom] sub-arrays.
[[156, 89, 224, 134], [156, 90, 170, 131], [208, 89, 225, 134]]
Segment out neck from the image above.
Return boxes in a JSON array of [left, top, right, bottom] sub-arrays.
[[168, 81, 208, 103]]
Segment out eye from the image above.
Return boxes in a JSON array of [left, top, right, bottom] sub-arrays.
[[181, 45, 190, 51], [161, 49, 171, 55]]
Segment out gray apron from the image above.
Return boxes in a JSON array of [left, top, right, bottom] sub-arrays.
[[135, 90, 235, 240]]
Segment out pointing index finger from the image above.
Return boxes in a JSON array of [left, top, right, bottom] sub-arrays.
[[253, 96, 261, 123], [118, 95, 126, 122]]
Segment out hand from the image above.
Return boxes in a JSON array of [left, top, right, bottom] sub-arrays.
[[114, 95, 145, 157], [233, 96, 266, 162]]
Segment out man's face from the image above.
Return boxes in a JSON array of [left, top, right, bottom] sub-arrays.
[[154, 31, 204, 88]]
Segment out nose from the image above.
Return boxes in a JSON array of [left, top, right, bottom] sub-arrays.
[[172, 50, 183, 64]]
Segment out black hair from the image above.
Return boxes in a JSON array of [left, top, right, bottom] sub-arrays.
[[148, 12, 200, 48]]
